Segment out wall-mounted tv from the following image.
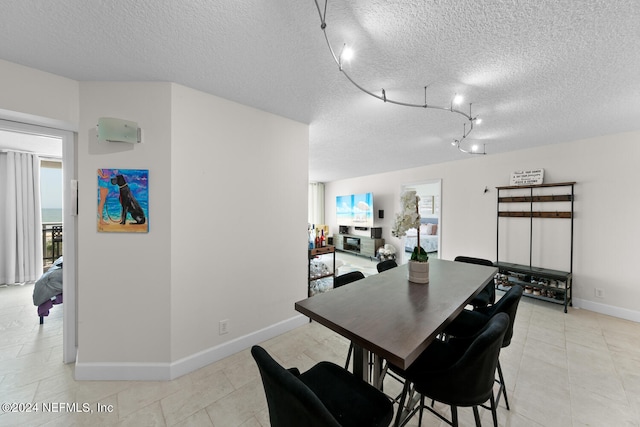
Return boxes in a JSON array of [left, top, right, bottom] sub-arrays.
[[336, 192, 374, 227]]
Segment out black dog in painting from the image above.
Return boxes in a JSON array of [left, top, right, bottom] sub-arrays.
[[110, 174, 146, 224]]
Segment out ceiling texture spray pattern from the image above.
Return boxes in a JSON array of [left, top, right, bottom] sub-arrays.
[[1, 0, 639, 181]]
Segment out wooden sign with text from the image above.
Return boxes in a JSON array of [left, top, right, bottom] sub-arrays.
[[510, 169, 544, 186]]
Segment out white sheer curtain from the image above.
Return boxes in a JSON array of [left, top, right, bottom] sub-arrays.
[[308, 182, 325, 225], [0, 151, 43, 284]]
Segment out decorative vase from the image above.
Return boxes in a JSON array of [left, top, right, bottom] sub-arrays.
[[408, 260, 429, 284]]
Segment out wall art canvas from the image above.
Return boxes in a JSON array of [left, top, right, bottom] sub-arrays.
[[336, 192, 374, 227], [97, 168, 149, 233]]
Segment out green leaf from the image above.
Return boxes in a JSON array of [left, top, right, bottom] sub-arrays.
[[410, 246, 429, 262]]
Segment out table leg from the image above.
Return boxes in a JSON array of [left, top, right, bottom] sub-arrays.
[[352, 344, 369, 382], [353, 344, 385, 391], [372, 354, 383, 389]]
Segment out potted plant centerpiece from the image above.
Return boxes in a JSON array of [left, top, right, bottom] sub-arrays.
[[392, 190, 429, 283]]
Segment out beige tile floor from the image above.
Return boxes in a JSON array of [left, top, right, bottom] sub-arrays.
[[1, 253, 639, 426]]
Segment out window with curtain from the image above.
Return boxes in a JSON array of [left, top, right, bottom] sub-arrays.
[[40, 160, 63, 224], [308, 182, 325, 226], [0, 150, 43, 284]]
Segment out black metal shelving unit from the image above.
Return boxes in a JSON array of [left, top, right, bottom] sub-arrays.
[[495, 182, 575, 313], [308, 246, 335, 297]]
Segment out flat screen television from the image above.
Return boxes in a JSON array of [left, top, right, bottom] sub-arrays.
[[336, 192, 374, 227]]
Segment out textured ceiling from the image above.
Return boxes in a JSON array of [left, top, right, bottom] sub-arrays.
[[1, 0, 639, 182]]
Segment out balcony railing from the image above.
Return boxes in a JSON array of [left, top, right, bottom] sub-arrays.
[[42, 223, 63, 267]]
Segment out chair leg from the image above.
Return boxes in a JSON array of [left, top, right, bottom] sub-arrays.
[[345, 342, 353, 370], [451, 406, 458, 427], [394, 383, 424, 427], [418, 395, 425, 427], [496, 359, 510, 410], [379, 364, 407, 393], [472, 406, 481, 427], [393, 382, 411, 427], [490, 390, 498, 427]]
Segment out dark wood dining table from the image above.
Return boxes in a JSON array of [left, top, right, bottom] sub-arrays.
[[295, 258, 498, 383]]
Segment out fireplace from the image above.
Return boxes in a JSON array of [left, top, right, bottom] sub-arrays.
[[344, 237, 360, 252]]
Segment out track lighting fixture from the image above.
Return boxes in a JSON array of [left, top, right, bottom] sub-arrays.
[[313, 0, 486, 155]]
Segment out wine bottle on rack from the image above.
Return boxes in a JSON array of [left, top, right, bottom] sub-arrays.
[[309, 224, 315, 249]]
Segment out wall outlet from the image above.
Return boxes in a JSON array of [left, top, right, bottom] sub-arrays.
[[595, 288, 605, 298], [219, 319, 229, 335]]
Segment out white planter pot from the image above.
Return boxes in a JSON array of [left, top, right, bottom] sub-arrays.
[[408, 260, 429, 284]]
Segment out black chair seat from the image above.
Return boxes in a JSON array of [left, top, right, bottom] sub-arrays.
[[252, 345, 393, 427], [300, 361, 394, 427]]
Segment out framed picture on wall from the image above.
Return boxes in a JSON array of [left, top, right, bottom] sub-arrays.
[[97, 168, 149, 233], [421, 195, 435, 215]]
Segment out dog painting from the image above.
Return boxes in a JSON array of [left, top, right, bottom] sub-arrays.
[[97, 169, 149, 233]]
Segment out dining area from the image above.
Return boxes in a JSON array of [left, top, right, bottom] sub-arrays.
[[240, 242, 640, 427], [253, 257, 522, 426]]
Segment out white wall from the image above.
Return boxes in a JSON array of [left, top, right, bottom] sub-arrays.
[[325, 133, 640, 322], [76, 82, 173, 365], [169, 84, 309, 362], [0, 59, 79, 129], [74, 82, 310, 378]]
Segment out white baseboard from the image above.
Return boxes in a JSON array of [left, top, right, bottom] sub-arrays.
[[169, 314, 309, 380], [74, 314, 309, 381], [572, 298, 640, 323], [74, 359, 171, 381]]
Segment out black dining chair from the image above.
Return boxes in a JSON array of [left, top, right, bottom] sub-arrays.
[[390, 313, 509, 427], [444, 284, 524, 410], [454, 256, 496, 308], [334, 271, 365, 288], [251, 345, 394, 427], [376, 259, 398, 273]]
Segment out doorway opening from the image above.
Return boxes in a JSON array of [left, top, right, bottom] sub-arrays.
[[0, 119, 76, 364], [400, 180, 442, 264]]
